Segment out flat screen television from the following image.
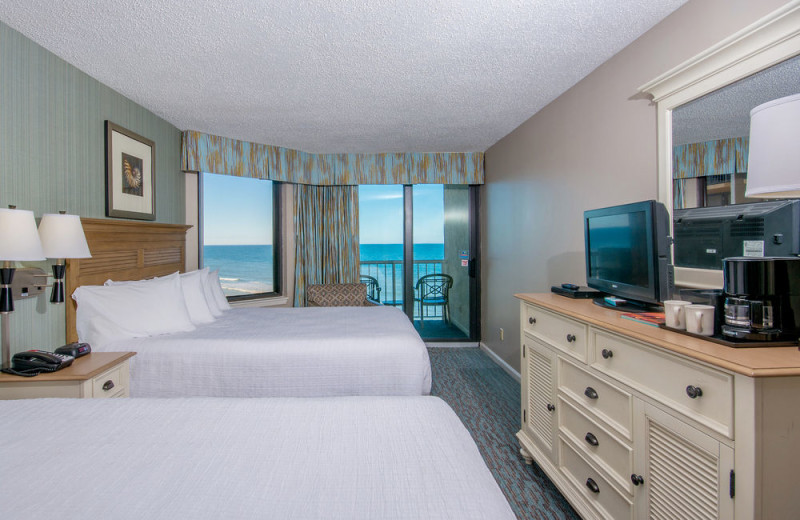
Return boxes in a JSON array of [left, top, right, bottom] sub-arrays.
[[584, 200, 674, 310]]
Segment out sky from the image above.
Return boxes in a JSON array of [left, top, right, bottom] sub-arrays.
[[202, 174, 445, 246], [359, 184, 444, 244], [202, 173, 273, 245]]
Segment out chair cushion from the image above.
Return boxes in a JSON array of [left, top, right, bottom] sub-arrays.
[[307, 283, 372, 307], [418, 297, 447, 305]]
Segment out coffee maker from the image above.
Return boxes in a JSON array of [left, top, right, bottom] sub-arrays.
[[722, 257, 800, 342]]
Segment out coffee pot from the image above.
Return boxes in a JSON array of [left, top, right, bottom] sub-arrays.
[[722, 257, 800, 341]]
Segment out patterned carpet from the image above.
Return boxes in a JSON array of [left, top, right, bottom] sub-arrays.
[[428, 347, 580, 520]]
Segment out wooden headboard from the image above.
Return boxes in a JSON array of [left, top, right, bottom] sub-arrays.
[[66, 218, 192, 343]]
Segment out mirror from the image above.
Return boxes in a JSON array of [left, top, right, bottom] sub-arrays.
[[639, 3, 800, 289], [671, 55, 800, 210]]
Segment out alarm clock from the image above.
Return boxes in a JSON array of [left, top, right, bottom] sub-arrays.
[[54, 342, 91, 358]]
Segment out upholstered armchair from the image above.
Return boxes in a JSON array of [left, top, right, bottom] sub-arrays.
[[306, 283, 378, 307]]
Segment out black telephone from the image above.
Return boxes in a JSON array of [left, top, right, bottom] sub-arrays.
[[2, 350, 75, 377]]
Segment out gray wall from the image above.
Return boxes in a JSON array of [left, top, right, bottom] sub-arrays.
[[480, 0, 790, 372], [0, 21, 184, 352]]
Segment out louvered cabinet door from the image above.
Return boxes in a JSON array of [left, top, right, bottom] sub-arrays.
[[522, 336, 559, 463], [634, 401, 734, 520]]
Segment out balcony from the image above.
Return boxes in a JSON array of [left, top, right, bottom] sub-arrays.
[[360, 260, 466, 340], [360, 259, 439, 313]]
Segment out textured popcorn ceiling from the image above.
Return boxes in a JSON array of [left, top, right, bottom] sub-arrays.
[[673, 54, 800, 146], [1, 0, 686, 153]]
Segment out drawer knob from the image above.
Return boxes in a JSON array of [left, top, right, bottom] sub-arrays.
[[546, 403, 555, 412], [584, 432, 599, 446], [586, 478, 600, 494], [584, 386, 598, 400], [529, 316, 536, 325], [102, 380, 115, 392], [686, 385, 703, 399], [566, 333, 577, 343], [601, 348, 613, 359], [631, 474, 644, 486]]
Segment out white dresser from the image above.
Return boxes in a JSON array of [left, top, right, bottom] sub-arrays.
[[516, 293, 800, 520]]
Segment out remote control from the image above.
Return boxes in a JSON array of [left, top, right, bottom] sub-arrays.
[[561, 283, 580, 291]]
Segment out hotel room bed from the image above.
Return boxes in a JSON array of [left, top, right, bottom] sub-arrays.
[[0, 396, 515, 520], [92, 305, 432, 397], [65, 219, 431, 398]]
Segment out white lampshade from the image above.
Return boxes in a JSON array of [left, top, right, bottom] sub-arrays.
[[0, 208, 45, 261], [745, 93, 800, 198], [37, 213, 92, 259]]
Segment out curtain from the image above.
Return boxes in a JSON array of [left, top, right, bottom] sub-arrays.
[[181, 131, 484, 185], [672, 137, 749, 209], [673, 137, 748, 180], [293, 185, 360, 306]]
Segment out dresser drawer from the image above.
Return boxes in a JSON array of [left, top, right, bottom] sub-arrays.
[[591, 330, 733, 438], [524, 304, 588, 362], [91, 365, 125, 398], [558, 358, 632, 440], [558, 396, 633, 494], [559, 438, 633, 520]]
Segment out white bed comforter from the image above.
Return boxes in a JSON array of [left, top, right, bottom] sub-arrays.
[[94, 306, 432, 397], [0, 397, 515, 520]]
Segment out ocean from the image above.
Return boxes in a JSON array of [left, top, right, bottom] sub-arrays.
[[203, 243, 444, 297], [204, 245, 275, 296]]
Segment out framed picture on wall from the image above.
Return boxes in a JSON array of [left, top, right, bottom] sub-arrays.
[[105, 121, 156, 220]]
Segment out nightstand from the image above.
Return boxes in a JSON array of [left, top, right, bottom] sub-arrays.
[[0, 352, 135, 399]]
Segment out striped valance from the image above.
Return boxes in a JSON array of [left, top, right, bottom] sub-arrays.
[[181, 131, 484, 185], [673, 137, 749, 179]]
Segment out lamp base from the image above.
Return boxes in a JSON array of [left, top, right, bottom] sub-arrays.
[[1, 310, 10, 368], [0, 267, 14, 313], [50, 264, 66, 303]]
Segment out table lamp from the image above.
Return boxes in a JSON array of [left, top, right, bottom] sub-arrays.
[[0, 206, 46, 367], [37, 212, 92, 303], [745, 92, 800, 198]]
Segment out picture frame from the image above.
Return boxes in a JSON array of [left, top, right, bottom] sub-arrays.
[[105, 121, 156, 220]]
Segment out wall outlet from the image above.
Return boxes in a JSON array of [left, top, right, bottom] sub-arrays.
[[499, 328, 504, 341]]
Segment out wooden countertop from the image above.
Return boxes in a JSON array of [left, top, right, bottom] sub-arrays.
[[516, 293, 800, 378], [0, 352, 136, 383]]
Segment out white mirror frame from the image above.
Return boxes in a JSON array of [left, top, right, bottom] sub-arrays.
[[638, 0, 800, 289]]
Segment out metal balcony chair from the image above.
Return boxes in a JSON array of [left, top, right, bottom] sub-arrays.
[[360, 274, 381, 304], [414, 273, 453, 324]]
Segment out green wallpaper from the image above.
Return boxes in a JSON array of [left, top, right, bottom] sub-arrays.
[[0, 21, 184, 352]]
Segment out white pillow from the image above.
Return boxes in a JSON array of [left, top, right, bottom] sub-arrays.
[[201, 269, 224, 317], [103, 273, 178, 286], [208, 269, 232, 311], [179, 269, 216, 324], [104, 271, 217, 325], [75, 306, 142, 349], [73, 274, 195, 347]]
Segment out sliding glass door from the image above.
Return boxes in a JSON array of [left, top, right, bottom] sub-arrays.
[[359, 184, 479, 341], [359, 185, 405, 307]]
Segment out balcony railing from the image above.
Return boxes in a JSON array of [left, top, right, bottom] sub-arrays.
[[360, 259, 444, 319]]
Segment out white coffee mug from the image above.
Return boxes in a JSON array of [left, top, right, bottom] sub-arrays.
[[685, 304, 715, 336], [663, 300, 692, 330]]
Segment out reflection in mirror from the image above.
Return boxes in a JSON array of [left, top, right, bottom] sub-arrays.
[[671, 54, 800, 210], [670, 55, 800, 274]]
